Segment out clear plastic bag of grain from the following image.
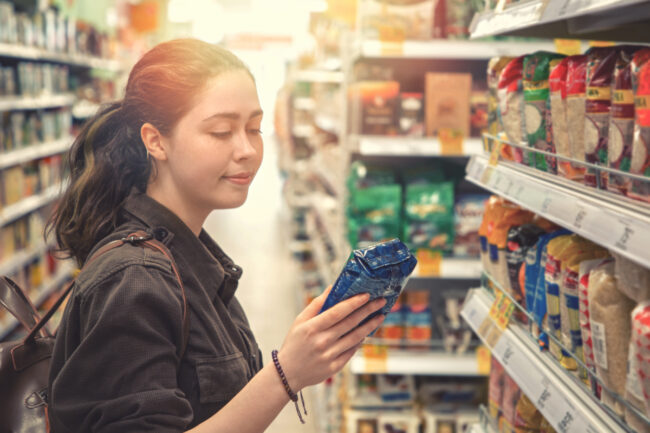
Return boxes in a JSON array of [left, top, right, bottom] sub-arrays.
[[488, 56, 514, 138], [549, 57, 573, 178], [630, 48, 650, 203], [588, 260, 636, 415], [579, 257, 612, 397], [612, 251, 650, 303], [497, 56, 527, 164], [565, 55, 589, 181], [625, 304, 650, 433]]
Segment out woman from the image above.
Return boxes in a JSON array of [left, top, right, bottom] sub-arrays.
[[47, 38, 386, 432]]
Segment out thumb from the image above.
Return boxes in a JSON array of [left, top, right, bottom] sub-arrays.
[[297, 285, 333, 322]]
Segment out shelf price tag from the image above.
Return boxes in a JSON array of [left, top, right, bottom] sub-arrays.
[[416, 249, 442, 277], [439, 128, 465, 155], [476, 345, 491, 375], [554, 39, 582, 55], [362, 343, 388, 373], [488, 138, 503, 166], [489, 290, 515, 330]]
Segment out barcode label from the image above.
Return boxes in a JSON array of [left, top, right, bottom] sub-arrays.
[[591, 321, 608, 370], [626, 340, 644, 400]]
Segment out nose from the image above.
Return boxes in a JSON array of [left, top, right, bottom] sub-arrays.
[[233, 129, 260, 161]]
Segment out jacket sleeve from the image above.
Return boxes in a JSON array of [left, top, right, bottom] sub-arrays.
[[49, 261, 193, 433]]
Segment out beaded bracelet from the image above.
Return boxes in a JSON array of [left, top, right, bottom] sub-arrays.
[[271, 349, 307, 424]]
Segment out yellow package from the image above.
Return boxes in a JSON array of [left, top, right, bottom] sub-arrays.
[[479, 196, 505, 275]]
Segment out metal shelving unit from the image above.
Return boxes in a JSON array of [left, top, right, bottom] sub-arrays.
[[0, 137, 72, 170], [0, 42, 122, 71], [0, 183, 63, 228], [349, 348, 485, 376], [0, 93, 75, 111], [354, 135, 485, 157]]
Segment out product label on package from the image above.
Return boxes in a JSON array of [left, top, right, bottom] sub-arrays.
[[591, 321, 608, 369]]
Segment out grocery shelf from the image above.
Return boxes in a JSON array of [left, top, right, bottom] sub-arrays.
[[0, 183, 63, 228], [0, 239, 56, 277], [461, 288, 628, 433], [293, 69, 344, 84], [354, 135, 484, 157], [314, 113, 340, 135], [0, 137, 72, 170], [356, 39, 557, 60], [293, 97, 316, 111], [0, 42, 122, 71], [470, 0, 650, 42], [292, 124, 315, 138], [350, 347, 485, 376], [72, 101, 100, 119], [0, 261, 76, 340], [0, 93, 75, 111], [465, 154, 650, 269], [412, 258, 482, 280]]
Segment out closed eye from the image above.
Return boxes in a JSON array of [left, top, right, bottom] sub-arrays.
[[248, 129, 263, 135], [211, 131, 232, 139]]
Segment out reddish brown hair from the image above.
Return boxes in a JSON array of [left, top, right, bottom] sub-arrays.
[[48, 39, 253, 265]]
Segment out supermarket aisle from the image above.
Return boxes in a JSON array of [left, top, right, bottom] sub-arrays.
[[203, 136, 317, 433]]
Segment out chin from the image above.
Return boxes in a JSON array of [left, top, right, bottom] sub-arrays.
[[215, 194, 249, 209]]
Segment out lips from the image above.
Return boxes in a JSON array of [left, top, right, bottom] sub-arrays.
[[223, 172, 253, 185]]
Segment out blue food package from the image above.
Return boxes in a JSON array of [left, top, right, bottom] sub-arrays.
[[319, 239, 418, 322]]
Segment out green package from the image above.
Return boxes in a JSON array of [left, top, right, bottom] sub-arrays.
[[404, 182, 455, 252], [523, 51, 566, 173], [347, 184, 401, 248]]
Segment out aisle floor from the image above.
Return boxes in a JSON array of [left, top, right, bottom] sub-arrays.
[[203, 137, 318, 433]]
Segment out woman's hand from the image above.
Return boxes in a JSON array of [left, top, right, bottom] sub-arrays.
[[277, 287, 386, 392]]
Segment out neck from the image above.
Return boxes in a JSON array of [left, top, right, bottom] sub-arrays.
[[145, 181, 208, 237]]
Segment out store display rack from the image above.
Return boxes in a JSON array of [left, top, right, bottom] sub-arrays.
[[0, 136, 72, 170], [0, 93, 75, 111], [412, 258, 482, 280], [0, 183, 63, 228], [0, 41, 122, 71], [349, 347, 484, 376], [0, 260, 76, 340], [470, 0, 650, 42], [353, 135, 484, 157], [353, 39, 557, 60], [293, 69, 344, 84], [465, 137, 650, 269], [461, 286, 631, 433]]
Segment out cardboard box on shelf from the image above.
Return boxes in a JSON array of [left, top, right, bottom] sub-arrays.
[[425, 73, 472, 138], [349, 81, 401, 136]]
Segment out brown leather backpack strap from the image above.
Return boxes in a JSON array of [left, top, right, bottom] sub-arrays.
[[0, 276, 51, 338]]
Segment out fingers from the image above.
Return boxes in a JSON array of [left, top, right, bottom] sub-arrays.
[[310, 292, 371, 329], [329, 339, 365, 373], [328, 297, 386, 338], [297, 285, 333, 321], [329, 314, 385, 357]]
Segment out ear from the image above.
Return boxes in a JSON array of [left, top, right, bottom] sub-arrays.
[[140, 122, 168, 161]]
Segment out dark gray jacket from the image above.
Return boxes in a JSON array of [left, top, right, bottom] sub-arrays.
[[48, 192, 263, 432]]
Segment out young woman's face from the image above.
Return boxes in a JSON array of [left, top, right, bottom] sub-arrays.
[[163, 70, 263, 214]]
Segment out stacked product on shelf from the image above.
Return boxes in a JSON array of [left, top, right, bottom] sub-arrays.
[[344, 373, 484, 433], [0, 107, 71, 151], [346, 160, 488, 258], [477, 196, 650, 432], [488, 44, 650, 202]]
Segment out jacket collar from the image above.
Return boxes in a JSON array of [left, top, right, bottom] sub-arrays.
[[121, 191, 242, 304]]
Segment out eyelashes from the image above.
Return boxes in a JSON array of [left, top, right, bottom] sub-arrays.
[[210, 129, 262, 139]]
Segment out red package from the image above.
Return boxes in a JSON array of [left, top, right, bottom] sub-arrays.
[[549, 57, 572, 178], [566, 55, 589, 180], [498, 57, 526, 164], [488, 357, 506, 423], [500, 373, 521, 433], [630, 49, 650, 202]]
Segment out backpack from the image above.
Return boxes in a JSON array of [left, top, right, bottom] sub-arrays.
[[0, 231, 188, 432]]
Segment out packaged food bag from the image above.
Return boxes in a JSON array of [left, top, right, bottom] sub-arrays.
[[631, 303, 650, 425], [498, 56, 527, 164], [453, 194, 489, 257], [579, 258, 612, 397], [500, 373, 521, 433], [611, 252, 650, 303], [608, 50, 637, 195], [588, 261, 635, 415], [560, 246, 609, 374], [513, 393, 543, 433], [625, 304, 650, 433], [630, 49, 650, 202], [505, 224, 546, 313], [347, 184, 402, 248], [523, 51, 565, 173], [404, 182, 455, 252], [549, 57, 574, 178], [566, 55, 589, 180], [487, 204, 534, 295], [320, 239, 417, 326], [479, 196, 506, 275], [488, 56, 514, 139], [489, 357, 506, 422]]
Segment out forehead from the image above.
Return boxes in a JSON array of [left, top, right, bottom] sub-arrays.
[[189, 70, 260, 121]]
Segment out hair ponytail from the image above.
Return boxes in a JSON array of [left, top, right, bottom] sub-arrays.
[[48, 39, 252, 265]]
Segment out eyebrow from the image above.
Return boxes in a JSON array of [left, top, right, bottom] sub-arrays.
[[202, 109, 264, 122]]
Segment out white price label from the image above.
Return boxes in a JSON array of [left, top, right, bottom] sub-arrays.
[[540, 194, 553, 214], [591, 321, 608, 369], [543, 0, 623, 21], [572, 203, 588, 230]]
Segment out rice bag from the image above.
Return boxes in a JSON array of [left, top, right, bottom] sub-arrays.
[[579, 258, 612, 396], [632, 303, 650, 424], [488, 57, 514, 138], [611, 252, 650, 303], [498, 56, 527, 164], [607, 50, 636, 195], [319, 239, 418, 329], [549, 57, 574, 178], [523, 51, 565, 173], [588, 261, 635, 415], [505, 224, 546, 312], [566, 55, 589, 180], [625, 305, 650, 433], [630, 49, 650, 202]]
